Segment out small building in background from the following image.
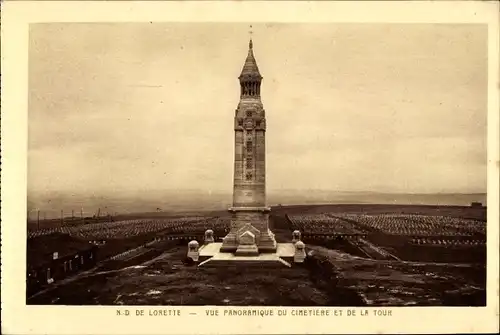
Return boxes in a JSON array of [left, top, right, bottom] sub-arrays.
[[27, 233, 98, 296], [470, 202, 483, 208]]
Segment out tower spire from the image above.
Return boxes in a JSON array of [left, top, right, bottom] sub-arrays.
[[239, 32, 261, 79]]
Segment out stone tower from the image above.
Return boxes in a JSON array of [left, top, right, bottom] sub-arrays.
[[220, 39, 277, 255]]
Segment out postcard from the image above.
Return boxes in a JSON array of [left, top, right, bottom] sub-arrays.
[[1, 1, 499, 334]]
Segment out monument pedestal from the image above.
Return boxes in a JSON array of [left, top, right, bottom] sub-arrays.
[[220, 206, 277, 254], [194, 231, 306, 268]]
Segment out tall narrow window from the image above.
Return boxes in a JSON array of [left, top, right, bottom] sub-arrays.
[[246, 157, 253, 169], [246, 172, 252, 180], [246, 140, 252, 152]]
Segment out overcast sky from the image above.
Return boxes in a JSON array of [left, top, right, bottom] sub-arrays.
[[28, 23, 487, 196]]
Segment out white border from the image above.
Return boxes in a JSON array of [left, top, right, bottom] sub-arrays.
[[1, 1, 499, 334]]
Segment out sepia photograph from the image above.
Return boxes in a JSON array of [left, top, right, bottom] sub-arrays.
[[26, 22, 488, 306], [1, 1, 499, 334]]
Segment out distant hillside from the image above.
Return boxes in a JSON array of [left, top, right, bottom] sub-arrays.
[[27, 190, 486, 220]]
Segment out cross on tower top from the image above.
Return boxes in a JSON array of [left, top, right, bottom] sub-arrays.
[[249, 25, 253, 49]]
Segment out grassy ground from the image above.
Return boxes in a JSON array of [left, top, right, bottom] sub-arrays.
[[308, 246, 485, 306], [28, 241, 485, 306], [29, 246, 347, 306]]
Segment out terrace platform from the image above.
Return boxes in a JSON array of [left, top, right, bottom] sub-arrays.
[[198, 242, 295, 268]]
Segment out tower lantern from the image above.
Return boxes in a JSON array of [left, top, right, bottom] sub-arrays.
[[239, 39, 263, 98]]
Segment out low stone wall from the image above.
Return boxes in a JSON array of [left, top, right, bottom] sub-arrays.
[[107, 238, 163, 261]]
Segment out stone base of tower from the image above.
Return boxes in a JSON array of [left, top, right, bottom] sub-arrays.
[[220, 206, 277, 254], [220, 229, 277, 254], [256, 229, 278, 252]]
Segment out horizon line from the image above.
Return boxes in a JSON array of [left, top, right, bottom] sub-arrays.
[[27, 190, 487, 196]]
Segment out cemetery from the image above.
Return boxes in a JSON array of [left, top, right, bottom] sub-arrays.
[[27, 205, 486, 306]]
